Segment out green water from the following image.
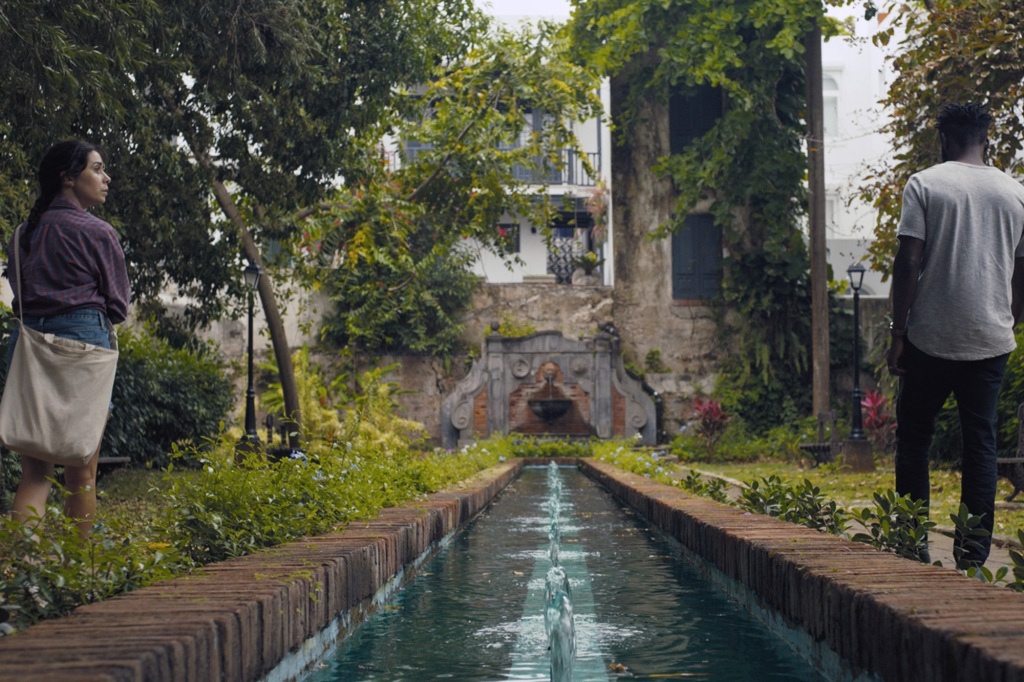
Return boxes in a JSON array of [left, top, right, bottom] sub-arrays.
[[303, 466, 825, 681]]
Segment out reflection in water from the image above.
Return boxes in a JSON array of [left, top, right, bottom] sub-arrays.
[[303, 467, 825, 681]]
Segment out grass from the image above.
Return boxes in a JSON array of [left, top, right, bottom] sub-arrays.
[[91, 454, 1024, 546], [95, 467, 190, 535], [694, 457, 1024, 542]]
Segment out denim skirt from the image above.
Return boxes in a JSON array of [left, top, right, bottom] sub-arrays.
[[5, 309, 113, 373]]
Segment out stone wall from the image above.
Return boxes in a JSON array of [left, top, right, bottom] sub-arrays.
[[198, 270, 890, 447], [461, 281, 615, 343], [275, 288, 891, 446]]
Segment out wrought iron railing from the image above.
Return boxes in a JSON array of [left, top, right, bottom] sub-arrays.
[[388, 146, 600, 187], [511, 150, 600, 187]]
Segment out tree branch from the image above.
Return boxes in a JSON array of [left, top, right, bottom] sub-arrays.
[[405, 79, 508, 202]]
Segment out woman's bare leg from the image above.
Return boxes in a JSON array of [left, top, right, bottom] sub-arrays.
[[11, 455, 55, 530], [63, 448, 101, 539]]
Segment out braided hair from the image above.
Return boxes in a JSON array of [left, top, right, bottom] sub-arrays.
[[22, 140, 105, 253]]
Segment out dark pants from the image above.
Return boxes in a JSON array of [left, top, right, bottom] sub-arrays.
[[895, 341, 1009, 566]]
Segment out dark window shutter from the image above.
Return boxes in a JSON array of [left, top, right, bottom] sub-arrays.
[[672, 214, 722, 300], [669, 85, 723, 154]]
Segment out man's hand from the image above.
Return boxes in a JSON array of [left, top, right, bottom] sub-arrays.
[[888, 336, 907, 376]]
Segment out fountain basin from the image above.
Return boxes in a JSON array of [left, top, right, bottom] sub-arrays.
[[528, 397, 572, 422]]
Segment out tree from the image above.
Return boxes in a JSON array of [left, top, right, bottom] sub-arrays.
[[0, 1, 155, 232], [860, 0, 1024, 277], [299, 21, 604, 355], [570, 0, 845, 429], [0, 0, 487, 443]]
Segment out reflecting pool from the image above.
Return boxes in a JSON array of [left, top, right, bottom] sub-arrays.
[[303, 466, 824, 681]]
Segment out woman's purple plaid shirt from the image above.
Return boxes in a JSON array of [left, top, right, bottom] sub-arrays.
[[7, 198, 131, 323]]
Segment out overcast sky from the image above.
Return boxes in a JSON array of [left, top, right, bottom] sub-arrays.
[[477, 0, 572, 18]]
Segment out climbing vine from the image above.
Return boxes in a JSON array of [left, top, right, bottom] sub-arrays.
[[571, 0, 859, 428]]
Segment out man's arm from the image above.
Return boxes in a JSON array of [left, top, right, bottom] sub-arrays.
[[888, 235, 924, 375], [1012, 257, 1024, 325]]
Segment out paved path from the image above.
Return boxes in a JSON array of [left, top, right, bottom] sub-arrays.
[[930, 526, 1017, 574]]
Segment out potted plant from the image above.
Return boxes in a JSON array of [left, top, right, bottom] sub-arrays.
[[571, 251, 603, 285]]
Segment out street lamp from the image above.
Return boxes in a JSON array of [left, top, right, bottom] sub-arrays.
[[847, 262, 866, 441], [239, 262, 262, 451]]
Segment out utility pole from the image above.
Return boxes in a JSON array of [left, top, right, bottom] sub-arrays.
[[805, 20, 830, 417]]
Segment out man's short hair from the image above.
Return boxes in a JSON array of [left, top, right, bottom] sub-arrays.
[[936, 102, 992, 147]]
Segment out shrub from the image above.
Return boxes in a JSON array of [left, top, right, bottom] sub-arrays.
[[680, 469, 730, 504], [104, 328, 234, 468], [998, 328, 1024, 456], [157, 427, 503, 566], [849, 490, 933, 561], [260, 346, 345, 444], [0, 307, 18, 509], [491, 436, 590, 459], [492, 314, 537, 338], [737, 475, 847, 535], [0, 505, 178, 633], [671, 416, 817, 464], [593, 441, 688, 488]]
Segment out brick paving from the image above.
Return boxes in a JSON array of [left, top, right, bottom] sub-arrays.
[[1, 457, 1023, 681]]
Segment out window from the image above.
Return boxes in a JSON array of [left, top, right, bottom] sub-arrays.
[[669, 84, 723, 154], [404, 137, 432, 163], [496, 223, 520, 254], [672, 214, 722, 301], [823, 74, 839, 137], [825, 195, 837, 232]]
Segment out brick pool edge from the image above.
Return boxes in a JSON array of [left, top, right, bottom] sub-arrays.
[[0, 460, 524, 681], [3, 457, 1024, 682], [582, 459, 1024, 682]]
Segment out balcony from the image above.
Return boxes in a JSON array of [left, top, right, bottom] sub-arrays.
[[511, 149, 600, 187], [384, 146, 600, 187]]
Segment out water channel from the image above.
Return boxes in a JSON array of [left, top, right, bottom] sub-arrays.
[[303, 466, 825, 681]]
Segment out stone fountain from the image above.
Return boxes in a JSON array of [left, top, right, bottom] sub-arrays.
[[441, 330, 657, 448], [529, 372, 572, 424]]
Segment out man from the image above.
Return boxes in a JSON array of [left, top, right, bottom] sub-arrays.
[[888, 102, 1024, 567]]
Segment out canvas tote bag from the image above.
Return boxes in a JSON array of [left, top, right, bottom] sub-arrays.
[[0, 225, 119, 466]]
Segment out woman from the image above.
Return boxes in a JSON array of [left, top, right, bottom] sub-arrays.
[[6, 140, 131, 538]]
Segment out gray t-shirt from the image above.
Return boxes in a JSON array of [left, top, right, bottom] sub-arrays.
[[897, 161, 1024, 360]]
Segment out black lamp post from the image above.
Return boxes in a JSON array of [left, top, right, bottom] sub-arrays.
[[240, 263, 262, 450], [847, 262, 866, 441]]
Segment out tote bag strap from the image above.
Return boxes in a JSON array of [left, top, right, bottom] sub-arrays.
[[12, 223, 24, 324]]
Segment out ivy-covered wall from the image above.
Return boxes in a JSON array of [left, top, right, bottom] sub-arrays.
[[606, 53, 726, 402]]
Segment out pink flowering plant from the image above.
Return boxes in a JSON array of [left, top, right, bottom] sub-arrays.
[[861, 389, 896, 454], [692, 396, 730, 459]]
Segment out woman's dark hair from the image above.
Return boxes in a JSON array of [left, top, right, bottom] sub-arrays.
[[22, 140, 106, 251]]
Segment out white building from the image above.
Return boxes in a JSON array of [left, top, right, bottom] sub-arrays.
[[466, 91, 614, 286], [477, 1, 899, 296], [465, 0, 615, 287], [820, 7, 898, 296]]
